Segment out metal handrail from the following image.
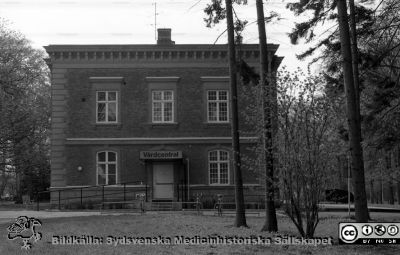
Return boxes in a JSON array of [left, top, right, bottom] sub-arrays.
[[37, 181, 146, 195], [37, 181, 266, 211], [36, 181, 148, 211]]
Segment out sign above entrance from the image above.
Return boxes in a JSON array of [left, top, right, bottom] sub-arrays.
[[140, 151, 182, 160]]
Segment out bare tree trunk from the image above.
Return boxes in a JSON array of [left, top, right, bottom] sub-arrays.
[[337, 0, 369, 222], [348, 0, 360, 114], [377, 176, 382, 204], [15, 169, 22, 203], [369, 179, 374, 204], [256, 0, 278, 232], [339, 155, 348, 190], [225, 0, 247, 228], [0, 169, 10, 197], [389, 180, 394, 204]]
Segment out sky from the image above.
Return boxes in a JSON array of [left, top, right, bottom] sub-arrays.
[[0, 0, 314, 71]]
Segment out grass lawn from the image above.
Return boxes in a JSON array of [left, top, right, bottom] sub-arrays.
[[1, 212, 400, 255]]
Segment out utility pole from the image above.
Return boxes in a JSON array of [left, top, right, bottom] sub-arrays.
[[225, 0, 247, 227], [256, 0, 277, 232]]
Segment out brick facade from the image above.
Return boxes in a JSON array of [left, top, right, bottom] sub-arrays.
[[45, 29, 282, 205]]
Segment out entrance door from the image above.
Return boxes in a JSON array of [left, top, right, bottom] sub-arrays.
[[153, 163, 174, 200]]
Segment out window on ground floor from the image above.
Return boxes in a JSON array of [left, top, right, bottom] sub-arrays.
[[209, 150, 229, 185], [97, 151, 117, 185]]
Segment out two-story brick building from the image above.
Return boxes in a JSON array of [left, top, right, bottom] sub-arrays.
[[45, 29, 281, 208]]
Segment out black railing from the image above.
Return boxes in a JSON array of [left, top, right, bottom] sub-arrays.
[[37, 181, 267, 211], [36, 181, 148, 211], [176, 183, 266, 210], [177, 182, 189, 202]]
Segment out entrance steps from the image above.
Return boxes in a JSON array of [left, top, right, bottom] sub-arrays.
[[149, 201, 182, 211], [150, 202, 174, 211], [100, 200, 142, 210]]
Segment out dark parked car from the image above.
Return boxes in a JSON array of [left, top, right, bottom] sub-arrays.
[[325, 189, 354, 203]]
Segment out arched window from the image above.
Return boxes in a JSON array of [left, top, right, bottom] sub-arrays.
[[209, 150, 229, 185], [97, 151, 117, 185]]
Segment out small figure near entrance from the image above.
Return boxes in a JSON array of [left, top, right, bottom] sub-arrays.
[[139, 193, 146, 214], [194, 193, 203, 215], [215, 194, 223, 216], [137, 193, 146, 214]]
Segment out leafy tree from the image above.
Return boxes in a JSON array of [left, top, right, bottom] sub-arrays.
[[289, 0, 400, 206], [288, 0, 399, 149], [287, 0, 375, 222], [277, 69, 335, 237], [242, 67, 346, 237], [0, 19, 50, 202], [361, 1, 400, 205], [361, 1, 400, 149]]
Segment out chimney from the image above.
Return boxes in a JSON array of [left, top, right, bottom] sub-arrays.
[[157, 28, 175, 45]]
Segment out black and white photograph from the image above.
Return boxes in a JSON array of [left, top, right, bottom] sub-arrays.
[[1, 0, 400, 254]]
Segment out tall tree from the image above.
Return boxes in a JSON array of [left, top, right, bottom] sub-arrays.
[[362, 0, 400, 150], [204, 0, 281, 228], [256, 0, 278, 232], [0, 19, 50, 201], [337, 0, 369, 222], [288, 0, 400, 211], [348, 0, 361, 112], [225, 0, 247, 227]]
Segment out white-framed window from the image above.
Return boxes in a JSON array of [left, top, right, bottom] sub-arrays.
[[152, 90, 174, 123], [207, 90, 229, 122], [209, 150, 229, 185], [96, 91, 118, 123], [97, 151, 117, 185]]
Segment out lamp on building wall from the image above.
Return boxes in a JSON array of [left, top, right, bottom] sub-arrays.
[[77, 166, 83, 172]]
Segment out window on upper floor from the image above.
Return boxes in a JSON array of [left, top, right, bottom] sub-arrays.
[[209, 150, 229, 185], [96, 91, 118, 123], [207, 90, 229, 123], [152, 90, 174, 123], [97, 151, 117, 185]]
